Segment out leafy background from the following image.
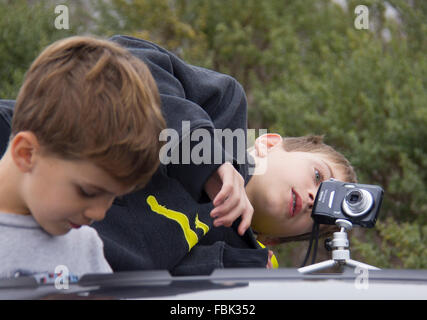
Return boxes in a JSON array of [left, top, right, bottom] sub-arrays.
[[1, 0, 425, 269]]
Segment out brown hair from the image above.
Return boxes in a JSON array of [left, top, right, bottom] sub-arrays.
[[277, 135, 358, 243], [282, 135, 357, 183], [12, 36, 166, 189]]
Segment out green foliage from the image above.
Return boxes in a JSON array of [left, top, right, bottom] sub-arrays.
[[93, 0, 208, 63], [352, 217, 427, 269], [1, 0, 425, 269], [0, 0, 89, 98]]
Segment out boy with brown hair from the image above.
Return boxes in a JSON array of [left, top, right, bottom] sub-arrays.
[[0, 36, 166, 278], [245, 133, 357, 245]]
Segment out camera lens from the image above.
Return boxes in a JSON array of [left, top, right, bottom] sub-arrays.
[[348, 192, 360, 203], [342, 188, 374, 217]]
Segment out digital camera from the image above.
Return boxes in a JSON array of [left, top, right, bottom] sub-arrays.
[[311, 179, 384, 228]]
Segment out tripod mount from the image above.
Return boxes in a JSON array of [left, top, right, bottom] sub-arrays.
[[298, 219, 380, 274]]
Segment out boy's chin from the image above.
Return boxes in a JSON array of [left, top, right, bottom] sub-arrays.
[[41, 223, 72, 236]]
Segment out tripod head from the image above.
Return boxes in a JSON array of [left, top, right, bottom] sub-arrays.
[[336, 219, 353, 231], [324, 219, 352, 253]]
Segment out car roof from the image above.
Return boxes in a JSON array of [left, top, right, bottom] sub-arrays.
[[1, 268, 427, 300]]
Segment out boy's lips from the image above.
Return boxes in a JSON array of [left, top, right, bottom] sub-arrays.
[[69, 222, 82, 229], [68, 217, 93, 229], [289, 188, 302, 218]]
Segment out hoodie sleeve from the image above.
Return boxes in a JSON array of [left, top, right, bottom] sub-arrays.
[[170, 241, 268, 276], [0, 100, 14, 158], [110, 36, 249, 202]]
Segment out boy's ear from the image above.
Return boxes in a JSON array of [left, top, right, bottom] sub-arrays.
[[10, 131, 41, 173], [254, 133, 283, 157]]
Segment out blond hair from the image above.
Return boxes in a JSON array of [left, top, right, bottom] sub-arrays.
[[12, 36, 166, 188]]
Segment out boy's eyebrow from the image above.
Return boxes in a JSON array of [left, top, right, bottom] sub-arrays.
[[83, 183, 115, 196], [321, 159, 334, 179]]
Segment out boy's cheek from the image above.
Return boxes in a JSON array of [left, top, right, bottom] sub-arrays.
[[30, 202, 80, 235], [42, 222, 70, 236], [30, 212, 66, 235]]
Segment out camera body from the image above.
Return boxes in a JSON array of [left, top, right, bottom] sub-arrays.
[[311, 179, 384, 228]]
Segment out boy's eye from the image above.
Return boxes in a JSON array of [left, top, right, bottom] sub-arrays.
[[314, 169, 323, 184], [78, 187, 97, 198]]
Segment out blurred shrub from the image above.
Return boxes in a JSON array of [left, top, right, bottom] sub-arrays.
[[0, 0, 88, 98], [352, 217, 427, 269]]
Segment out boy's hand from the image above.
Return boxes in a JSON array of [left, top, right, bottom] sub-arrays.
[[266, 250, 274, 269], [204, 162, 253, 236]]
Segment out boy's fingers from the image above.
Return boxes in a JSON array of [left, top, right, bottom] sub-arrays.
[[266, 250, 274, 269], [210, 190, 240, 218], [213, 200, 241, 226], [212, 162, 240, 205], [212, 196, 241, 226], [213, 167, 244, 207], [214, 196, 251, 230], [210, 162, 251, 230], [213, 181, 233, 207], [237, 201, 253, 236]]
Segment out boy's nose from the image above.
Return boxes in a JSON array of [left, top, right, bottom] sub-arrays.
[[84, 206, 107, 222], [307, 190, 315, 209], [84, 197, 115, 222]]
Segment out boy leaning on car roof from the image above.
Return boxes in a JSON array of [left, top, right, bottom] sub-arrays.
[[0, 36, 167, 279]]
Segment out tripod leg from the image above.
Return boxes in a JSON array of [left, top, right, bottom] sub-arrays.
[[346, 259, 381, 271], [298, 259, 337, 274]]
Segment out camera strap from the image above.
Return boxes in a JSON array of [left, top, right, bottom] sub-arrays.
[[300, 222, 320, 268]]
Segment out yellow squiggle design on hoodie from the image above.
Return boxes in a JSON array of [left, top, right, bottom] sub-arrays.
[[146, 195, 209, 251]]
